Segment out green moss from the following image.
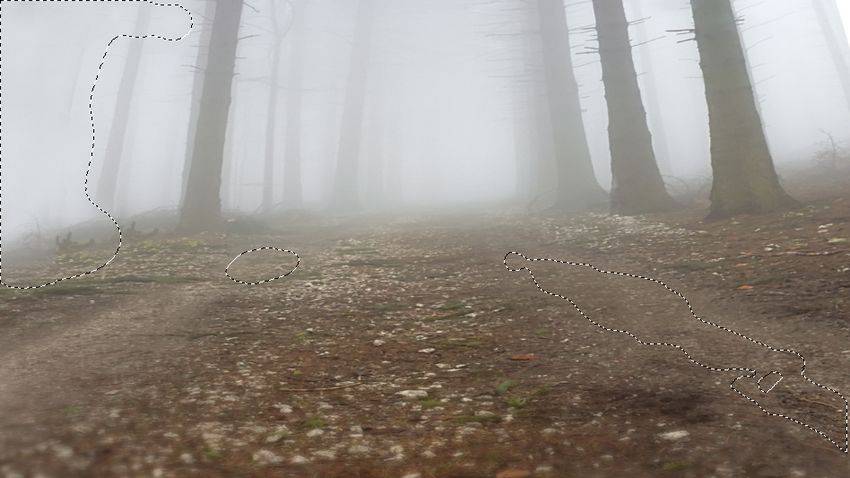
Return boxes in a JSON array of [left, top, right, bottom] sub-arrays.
[[496, 379, 517, 396], [303, 416, 327, 430]]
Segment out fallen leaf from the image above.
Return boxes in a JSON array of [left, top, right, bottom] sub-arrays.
[[510, 354, 536, 361], [737, 285, 754, 290]]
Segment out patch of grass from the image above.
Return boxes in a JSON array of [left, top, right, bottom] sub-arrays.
[[33, 285, 102, 297], [63, 405, 82, 416], [531, 385, 552, 397], [662, 461, 691, 471], [454, 414, 502, 425], [437, 302, 466, 311], [534, 328, 550, 338], [496, 379, 517, 396], [303, 416, 327, 430], [106, 275, 203, 285], [419, 398, 441, 409], [370, 302, 406, 313], [505, 396, 528, 409], [336, 245, 379, 255], [203, 448, 221, 460]]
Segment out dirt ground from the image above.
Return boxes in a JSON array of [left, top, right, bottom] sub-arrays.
[[2, 185, 850, 477]]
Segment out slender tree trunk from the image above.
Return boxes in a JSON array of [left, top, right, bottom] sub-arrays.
[[180, 0, 217, 207], [537, 0, 607, 211], [691, 0, 795, 219], [511, 107, 533, 200], [179, 0, 245, 232], [813, 0, 850, 115], [97, 7, 150, 211], [331, 0, 375, 212], [592, 0, 672, 215], [283, 0, 307, 209], [632, 0, 672, 175], [261, 45, 283, 214]]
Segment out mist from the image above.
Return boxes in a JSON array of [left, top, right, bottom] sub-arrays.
[[3, 1, 850, 476], [3, 0, 849, 243]]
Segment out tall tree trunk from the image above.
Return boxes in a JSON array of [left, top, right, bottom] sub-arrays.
[[592, 0, 672, 215], [97, 7, 151, 211], [261, 41, 284, 214], [180, 0, 217, 207], [813, 0, 850, 115], [691, 0, 796, 219], [331, 0, 375, 212], [632, 0, 672, 175], [179, 0, 245, 232], [537, 0, 607, 211], [283, 0, 307, 209]]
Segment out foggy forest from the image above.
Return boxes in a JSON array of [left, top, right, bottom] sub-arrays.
[[2, 0, 850, 476]]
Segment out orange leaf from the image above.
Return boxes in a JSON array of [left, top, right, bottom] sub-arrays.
[[510, 354, 537, 361], [737, 285, 754, 290]]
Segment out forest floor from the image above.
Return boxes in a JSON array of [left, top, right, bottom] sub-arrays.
[[2, 178, 850, 477]]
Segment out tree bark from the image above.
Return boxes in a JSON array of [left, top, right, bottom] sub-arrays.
[[592, 0, 672, 215], [331, 0, 375, 212], [537, 0, 607, 211], [632, 0, 671, 176], [691, 0, 796, 219], [283, 0, 307, 209], [179, 0, 245, 232], [97, 7, 151, 211], [180, 0, 217, 207]]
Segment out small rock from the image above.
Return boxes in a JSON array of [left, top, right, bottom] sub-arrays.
[[397, 390, 428, 399], [253, 449, 283, 465], [290, 455, 309, 464], [274, 403, 293, 414], [401, 473, 422, 478], [179, 453, 194, 465], [373, 339, 386, 346], [658, 430, 690, 441], [419, 348, 436, 354], [348, 444, 371, 455], [306, 429, 324, 438], [313, 450, 336, 460]]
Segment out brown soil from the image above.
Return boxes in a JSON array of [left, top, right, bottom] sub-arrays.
[[2, 190, 850, 477]]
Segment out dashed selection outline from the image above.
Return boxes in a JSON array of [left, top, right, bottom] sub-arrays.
[[504, 251, 850, 454], [0, 0, 194, 289]]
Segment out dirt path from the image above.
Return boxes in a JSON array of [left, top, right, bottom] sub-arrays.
[[1, 207, 850, 477]]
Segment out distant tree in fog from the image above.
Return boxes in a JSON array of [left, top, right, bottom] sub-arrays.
[[331, 0, 375, 212], [690, 0, 796, 219], [812, 0, 850, 116], [591, 0, 672, 215], [282, 0, 308, 210], [180, 0, 245, 231], [536, 0, 607, 211], [260, 0, 294, 214], [632, 0, 671, 176], [97, 6, 151, 212]]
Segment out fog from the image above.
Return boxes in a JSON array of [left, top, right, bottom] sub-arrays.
[[3, 0, 850, 243]]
